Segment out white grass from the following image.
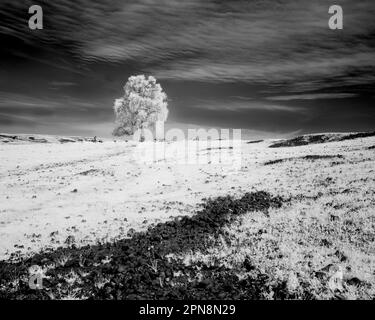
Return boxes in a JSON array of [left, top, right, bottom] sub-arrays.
[[0, 134, 374, 303]]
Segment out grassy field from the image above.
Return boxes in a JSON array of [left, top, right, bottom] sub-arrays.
[[0, 132, 374, 299]]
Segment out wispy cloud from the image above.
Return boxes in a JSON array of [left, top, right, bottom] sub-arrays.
[[0, 92, 109, 124], [79, 0, 375, 91], [194, 99, 306, 113], [2, 0, 375, 91], [266, 93, 358, 101], [50, 81, 77, 87]]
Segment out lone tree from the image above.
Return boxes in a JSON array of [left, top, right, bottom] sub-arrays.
[[112, 75, 168, 138]]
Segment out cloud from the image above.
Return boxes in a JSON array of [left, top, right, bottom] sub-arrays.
[[266, 93, 358, 101], [192, 99, 306, 113], [0, 92, 110, 125], [0, 92, 89, 110], [2, 0, 375, 91], [0, 112, 37, 126], [50, 81, 77, 87], [79, 0, 375, 91], [152, 53, 375, 91]]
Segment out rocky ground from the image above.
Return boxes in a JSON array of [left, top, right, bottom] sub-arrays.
[[0, 132, 374, 299]]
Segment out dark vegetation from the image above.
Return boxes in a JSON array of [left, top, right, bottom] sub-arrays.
[[264, 154, 344, 166], [269, 134, 330, 148], [339, 131, 375, 142], [246, 140, 263, 144], [269, 131, 375, 148], [0, 192, 292, 300]]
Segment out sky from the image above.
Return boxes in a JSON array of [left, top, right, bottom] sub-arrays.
[[0, 0, 374, 139]]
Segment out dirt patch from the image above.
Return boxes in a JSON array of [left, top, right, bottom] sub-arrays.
[[264, 159, 285, 166], [77, 169, 103, 176], [264, 154, 344, 166], [204, 146, 233, 151], [0, 191, 288, 300]]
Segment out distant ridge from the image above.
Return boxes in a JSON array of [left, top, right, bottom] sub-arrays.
[[269, 131, 375, 148], [0, 133, 104, 144]]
